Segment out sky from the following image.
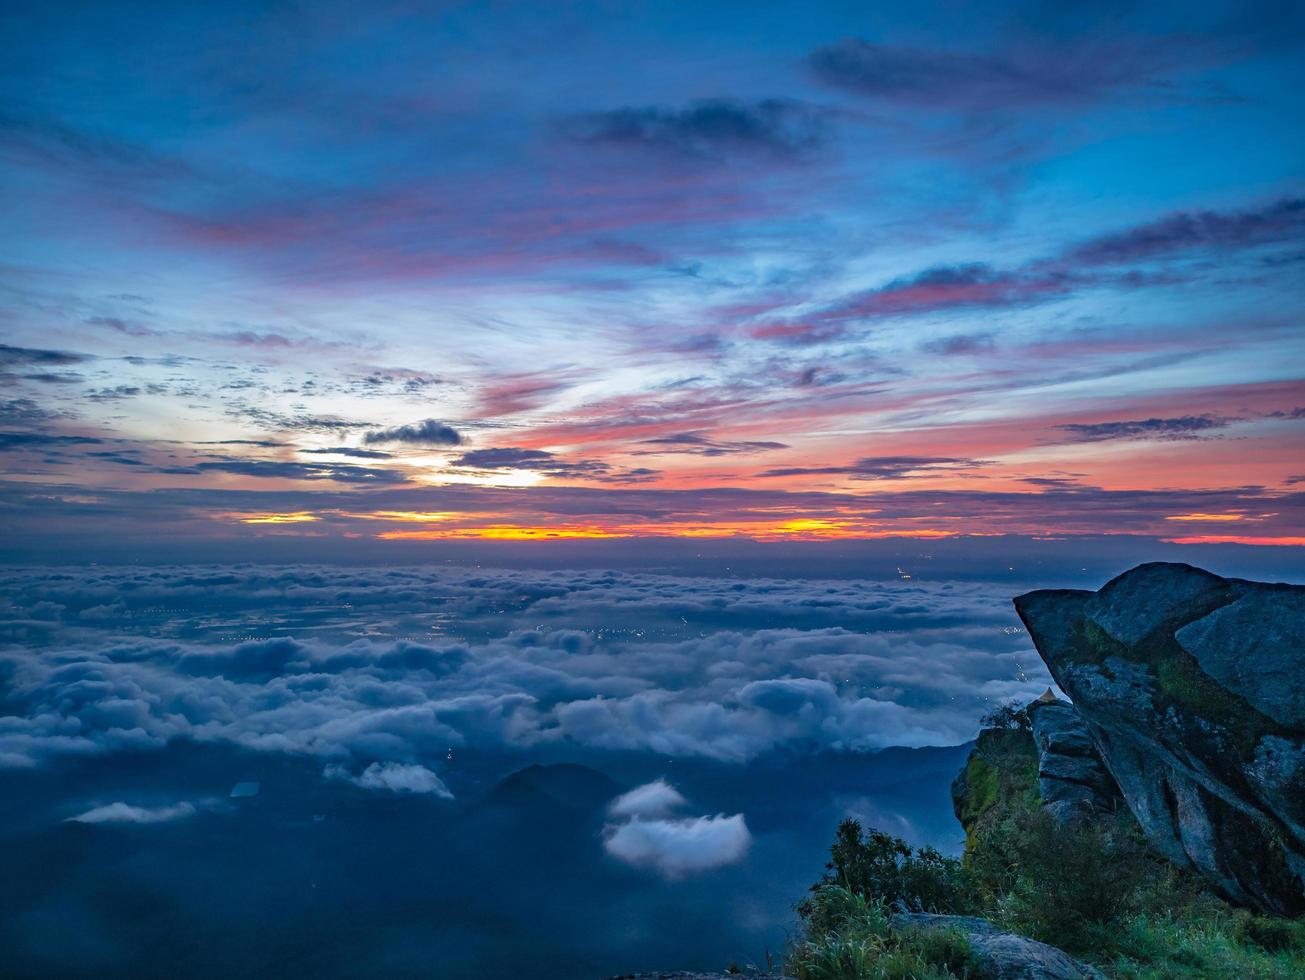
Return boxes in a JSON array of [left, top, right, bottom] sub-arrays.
[[2, 0, 1304, 558]]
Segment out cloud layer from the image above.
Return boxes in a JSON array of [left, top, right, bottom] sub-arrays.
[[0, 564, 1047, 771]]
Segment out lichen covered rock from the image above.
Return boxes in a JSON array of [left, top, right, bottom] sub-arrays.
[[1015, 562, 1305, 916]]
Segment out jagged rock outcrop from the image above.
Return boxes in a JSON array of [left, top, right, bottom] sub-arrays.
[[1015, 562, 1305, 916], [951, 691, 1120, 839], [951, 724, 1038, 846], [894, 914, 1104, 979], [1027, 690, 1121, 825]]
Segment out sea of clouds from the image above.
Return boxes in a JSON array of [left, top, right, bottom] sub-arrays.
[[0, 564, 1050, 775]]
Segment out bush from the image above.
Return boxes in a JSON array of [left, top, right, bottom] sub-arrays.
[[789, 885, 977, 980], [978, 701, 1031, 732], [972, 805, 1158, 945], [798, 814, 1305, 979], [798, 819, 970, 922]]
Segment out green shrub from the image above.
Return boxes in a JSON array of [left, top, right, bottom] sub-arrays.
[[797, 810, 1305, 978], [973, 806, 1158, 946], [798, 819, 970, 921], [789, 885, 977, 980], [978, 701, 1031, 733]]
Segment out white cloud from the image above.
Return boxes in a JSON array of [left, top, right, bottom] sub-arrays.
[[68, 801, 196, 824], [608, 778, 686, 819], [324, 761, 453, 798], [604, 813, 751, 878]]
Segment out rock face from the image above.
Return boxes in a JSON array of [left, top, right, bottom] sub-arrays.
[[1027, 691, 1121, 826], [894, 914, 1104, 979], [951, 725, 1038, 846], [1015, 562, 1305, 916]]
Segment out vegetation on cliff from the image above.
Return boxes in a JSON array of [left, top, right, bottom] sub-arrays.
[[789, 706, 1305, 979]]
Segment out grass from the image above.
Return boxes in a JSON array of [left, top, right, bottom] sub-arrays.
[[788, 886, 978, 980]]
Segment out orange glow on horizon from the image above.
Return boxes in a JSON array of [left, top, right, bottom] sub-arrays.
[[345, 510, 455, 522], [381, 524, 624, 540], [377, 518, 958, 542], [1164, 513, 1246, 522], [233, 512, 320, 525]]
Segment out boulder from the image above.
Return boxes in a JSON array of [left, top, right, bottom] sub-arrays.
[[1027, 691, 1121, 826], [1015, 562, 1305, 916], [893, 913, 1104, 979]]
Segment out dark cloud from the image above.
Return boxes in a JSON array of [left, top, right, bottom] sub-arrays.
[[455, 447, 556, 469], [0, 343, 90, 368], [87, 450, 146, 467], [565, 99, 826, 159], [228, 407, 370, 434], [1054, 415, 1232, 443], [922, 332, 997, 356], [195, 439, 288, 448], [808, 38, 1143, 109], [1068, 197, 1305, 265], [301, 447, 394, 459], [86, 385, 142, 402], [12, 372, 84, 384], [0, 432, 103, 452], [0, 399, 57, 425], [842, 263, 1072, 316], [452, 446, 656, 484], [195, 458, 408, 484], [364, 419, 463, 447], [760, 456, 986, 480], [635, 432, 789, 457]]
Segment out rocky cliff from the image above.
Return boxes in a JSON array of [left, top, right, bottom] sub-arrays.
[[1014, 562, 1305, 917], [1027, 690, 1121, 826]]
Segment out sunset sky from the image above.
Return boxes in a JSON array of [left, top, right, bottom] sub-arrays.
[[2, 0, 1303, 556]]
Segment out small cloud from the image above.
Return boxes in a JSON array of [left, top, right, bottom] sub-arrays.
[[300, 447, 393, 459], [324, 762, 453, 798], [608, 778, 687, 819], [603, 779, 750, 877], [604, 813, 751, 878], [0, 343, 90, 368], [759, 455, 985, 480], [564, 99, 826, 160], [363, 419, 463, 447], [68, 801, 196, 824], [1054, 415, 1232, 443], [195, 457, 407, 484], [635, 432, 789, 457], [1067, 198, 1305, 265], [922, 332, 996, 356]]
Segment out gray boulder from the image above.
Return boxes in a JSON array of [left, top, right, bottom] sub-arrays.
[[1015, 562, 1305, 916], [894, 913, 1104, 979], [1027, 690, 1121, 825]]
